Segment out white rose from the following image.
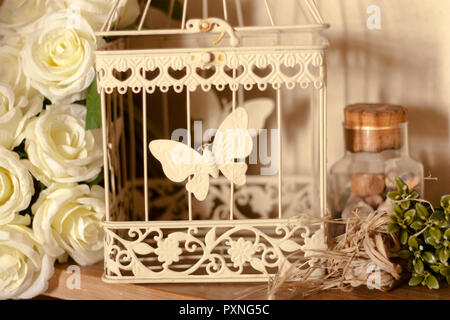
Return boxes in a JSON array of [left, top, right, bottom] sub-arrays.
[[0, 45, 43, 104], [0, 47, 44, 147], [0, 215, 54, 300], [0, 83, 23, 149], [64, 0, 140, 31], [0, 147, 34, 226], [24, 103, 103, 186], [0, 0, 63, 33], [21, 11, 96, 104], [32, 184, 105, 266], [116, 0, 140, 29], [0, 82, 42, 149]]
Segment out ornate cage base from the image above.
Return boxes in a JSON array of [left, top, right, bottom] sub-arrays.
[[103, 218, 325, 283], [103, 176, 325, 283]]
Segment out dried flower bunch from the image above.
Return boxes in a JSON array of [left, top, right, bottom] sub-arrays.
[[249, 210, 402, 300], [387, 177, 450, 289]]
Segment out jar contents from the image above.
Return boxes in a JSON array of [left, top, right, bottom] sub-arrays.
[[329, 104, 424, 226]]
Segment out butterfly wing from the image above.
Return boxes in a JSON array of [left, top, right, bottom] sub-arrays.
[[212, 107, 253, 185], [242, 98, 274, 136], [149, 140, 210, 200], [186, 172, 210, 201], [218, 162, 248, 185]]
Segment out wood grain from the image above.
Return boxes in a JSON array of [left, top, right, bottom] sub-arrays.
[[43, 262, 450, 300]]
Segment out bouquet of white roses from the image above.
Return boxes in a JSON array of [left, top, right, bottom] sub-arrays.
[[0, 0, 141, 299]]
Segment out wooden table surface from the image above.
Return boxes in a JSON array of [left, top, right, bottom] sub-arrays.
[[42, 262, 450, 300]]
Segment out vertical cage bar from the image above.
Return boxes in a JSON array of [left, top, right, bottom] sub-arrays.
[[113, 91, 122, 195], [127, 89, 136, 219], [105, 0, 121, 32], [277, 88, 282, 219], [138, 0, 152, 30], [319, 84, 327, 218], [106, 94, 116, 204], [142, 91, 149, 221], [181, 0, 189, 29], [235, 0, 244, 26], [222, 0, 229, 21], [236, 0, 244, 107], [167, 0, 175, 27], [186, 90, 193, 221], [163, 93, 170, 138], [100, 89, 110, 221], [119, 93, 129, 217], [202, 0, 208, 19], [304, 0, 324, 24], [263, 0, 275, 26], [101, 0, 120, 32], [229, 75, 237, 221]]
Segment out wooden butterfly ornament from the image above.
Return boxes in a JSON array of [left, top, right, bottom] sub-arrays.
[[149, 107, 253, 201]]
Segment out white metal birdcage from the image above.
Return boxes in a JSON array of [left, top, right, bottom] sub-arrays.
[[96, 0, 329, 283]]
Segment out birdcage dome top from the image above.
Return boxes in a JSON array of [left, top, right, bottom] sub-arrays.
[[96, 0, 329, 50]]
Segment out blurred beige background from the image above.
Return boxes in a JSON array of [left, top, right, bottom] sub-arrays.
[[316, 0, 450, 204], [145, 0, 449, 204], [218, 0, 450, 204], [149, 0, 450, 202]]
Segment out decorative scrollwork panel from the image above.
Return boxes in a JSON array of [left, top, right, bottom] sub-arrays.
[[96, 49, 325, 94], [104, 220, 326, 282]]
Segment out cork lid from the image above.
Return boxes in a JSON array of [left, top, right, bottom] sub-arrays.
[[344, 103, 408, 128]]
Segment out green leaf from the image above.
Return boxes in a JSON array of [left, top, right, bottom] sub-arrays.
[[416, 203, 429, 220], [390, 215, 399, 223], [439, 248, 449, 263], [409, 191, 420, 199], [387, 223, 400, 234], [440, 265, 450, 277], [413, 259, 424, 274], [85, 77, 101, 130], [430, 210, 445, 224], [430, 264, 440, 273], [422, 251, 437, 264], [387, 191, 400, 201], [408, 236, 419, 250], [398, 249, 411, 259], [401, 200, 411, 210], [400, 229, 409, 245], [408, 276, 424, 286], [425, 275, 439, 289], [425, 236, 440, 248], [440, 195, 450, 210], [435, 220, 449, 228], [444, 229, 450, 239], [393, 204, 403, 216], [403, 209, 416, 224], [395, 176, 408, 193], [429, 227, 442, 242], [410, 220, 424, 231]]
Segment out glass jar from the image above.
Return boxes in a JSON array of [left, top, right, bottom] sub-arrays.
[[329, 104, 424, 225]]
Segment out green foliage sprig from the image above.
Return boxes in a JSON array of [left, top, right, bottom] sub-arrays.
[[388, 177, 450, 289]]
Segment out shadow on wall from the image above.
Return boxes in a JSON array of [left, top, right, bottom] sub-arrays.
[[328, 36, 449, 205], [408, 106, 449, 202]]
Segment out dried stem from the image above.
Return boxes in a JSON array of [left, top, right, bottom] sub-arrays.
[[261, 210, 402, 299]]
